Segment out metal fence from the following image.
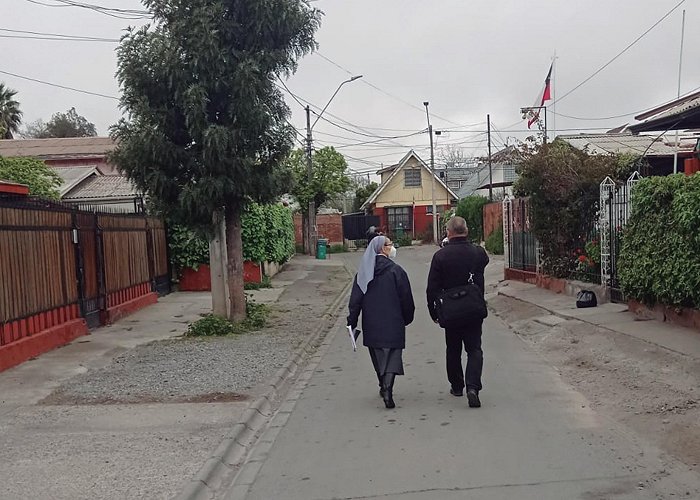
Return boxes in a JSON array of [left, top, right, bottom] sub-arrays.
[[503, 197, 537, 272], [341, 212, 380, 241], [0, 196, 170, 339], [600, 172, 641, 302]]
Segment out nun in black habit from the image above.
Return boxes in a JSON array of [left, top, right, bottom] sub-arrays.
[[347, 235, 415, 408]]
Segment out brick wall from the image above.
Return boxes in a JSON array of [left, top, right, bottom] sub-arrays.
[[293, 213, 343, 245], [483, 202, 503, 240]]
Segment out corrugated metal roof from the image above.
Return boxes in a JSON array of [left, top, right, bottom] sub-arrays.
[[63, 175, 139, 201], [631, 96, 700, 130], [559, 133, 694, 156], [0, 137, 116, 159], [49, 166, 98, 196]]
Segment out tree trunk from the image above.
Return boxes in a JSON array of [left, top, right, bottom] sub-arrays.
[[225, 205, 246, 322], [209, 210, 229, 317]]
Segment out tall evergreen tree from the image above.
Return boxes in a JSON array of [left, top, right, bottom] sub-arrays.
[[111, 0, 320, 320], [0, 83, 22, 139]]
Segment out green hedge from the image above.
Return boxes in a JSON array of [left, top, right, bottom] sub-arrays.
[[618, 174, 700, 308], [485, 225, 504, 255], [455, 195, 489, 242], [170, 203, 296, 271]]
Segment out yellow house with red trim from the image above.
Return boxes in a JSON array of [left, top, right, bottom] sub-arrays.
[[361, 150, 457, 240]]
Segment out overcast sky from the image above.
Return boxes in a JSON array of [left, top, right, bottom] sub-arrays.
[[3, 0, 698, 178]]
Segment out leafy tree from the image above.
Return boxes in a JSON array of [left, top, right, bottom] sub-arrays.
[[513, 139, 632, 277], [110, 0, 320, 321], [455, 195, 489, 242], [0, 83, 22, 139], [289, 146, 352, 209], [289, 146, 352, 239], [23, 107, 97, 138], [354, 181, 378, 212], [0, 156, 62, 199]]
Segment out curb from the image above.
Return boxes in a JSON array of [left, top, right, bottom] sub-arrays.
[[173, 264, 355, 500]]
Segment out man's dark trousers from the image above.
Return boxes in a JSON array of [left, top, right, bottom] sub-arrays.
[[444, 321, 483, 392]]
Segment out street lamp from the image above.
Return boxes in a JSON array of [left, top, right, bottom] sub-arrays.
[[305, 75, 363, 255], [423, 101, 438, 245]]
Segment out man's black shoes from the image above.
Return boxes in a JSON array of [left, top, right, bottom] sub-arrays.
[[449, 387, 463, 397], [467, 389, 481, 408]]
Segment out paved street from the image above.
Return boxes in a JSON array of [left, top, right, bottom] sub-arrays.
[[227, 245, 700, 500]]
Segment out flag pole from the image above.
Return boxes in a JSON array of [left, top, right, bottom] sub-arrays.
[[551, 51, 556, 142]]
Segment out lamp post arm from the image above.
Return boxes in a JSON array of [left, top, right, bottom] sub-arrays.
[[311, 75, 362, 131]]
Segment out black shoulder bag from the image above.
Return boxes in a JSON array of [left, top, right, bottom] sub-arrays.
[[436, 269, 488, 328]]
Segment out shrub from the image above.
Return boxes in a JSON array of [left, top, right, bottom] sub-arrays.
[[0, 156, 62, 200], [618, 173, 700, 308], [168, 224, 210, 273], [186, 314, 236, 336], [170, 203, 295, 271], [485, 226, 504, 255], [244, 276, 272, 290], [394, 233, 412, 248], [514, 140, 634, 278], [455, 196, 488, 243], [328, 243, 346, 254], [186, 301, 270, 336]]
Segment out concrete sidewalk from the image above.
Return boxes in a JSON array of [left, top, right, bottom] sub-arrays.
[[0, 254, 352, 500], [497, 279, 700, 360]]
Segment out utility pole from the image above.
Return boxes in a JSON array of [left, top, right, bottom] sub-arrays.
[[424, 101, 438, 244], [487, 114, 493, 202], [305, 105, 314, 255], [301, 76, 362, 254]]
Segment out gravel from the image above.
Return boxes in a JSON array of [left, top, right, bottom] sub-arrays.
[[42, 332, 294, 405]]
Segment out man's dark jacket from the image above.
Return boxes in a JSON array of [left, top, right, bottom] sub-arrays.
[[347, 256, 415, 349], [426, 237, 489, 322]]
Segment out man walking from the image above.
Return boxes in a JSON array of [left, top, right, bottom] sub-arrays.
[[426, 216, 489, 408]]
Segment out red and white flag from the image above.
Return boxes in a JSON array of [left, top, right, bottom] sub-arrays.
[[526, 63, 553, 129]]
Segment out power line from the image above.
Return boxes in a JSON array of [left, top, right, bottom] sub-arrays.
[[553, 0, 686, 105], [0, 69, 119, 100], [23, 0, 150, 19], [0, 27, 118, 42], [0, 34, 118, 42], [314, 51, 463, 127], [550, 83, 700, 121]]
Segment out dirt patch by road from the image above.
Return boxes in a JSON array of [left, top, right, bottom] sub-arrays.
[[489, 294, 700, 473]]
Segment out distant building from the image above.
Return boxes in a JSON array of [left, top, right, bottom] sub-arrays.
[[0, 137, 118, 174], [361, 150, 457, 238]]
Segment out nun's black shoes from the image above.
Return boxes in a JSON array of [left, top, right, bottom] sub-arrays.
[[383, 389, 395, 409], [382, 373, 396, 409]]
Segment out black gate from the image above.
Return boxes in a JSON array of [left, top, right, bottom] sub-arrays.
[[342, 212, 380, 241], [504, 197, 537, 272], [600, 173, 641, 303]]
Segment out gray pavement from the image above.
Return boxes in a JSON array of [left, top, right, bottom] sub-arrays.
[[0, 255, 350, 500], [226, 246, 700, 499]]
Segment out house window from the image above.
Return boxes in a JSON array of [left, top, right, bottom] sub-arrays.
[[386, 206, 412, 234], [404, 169, 421, 187]]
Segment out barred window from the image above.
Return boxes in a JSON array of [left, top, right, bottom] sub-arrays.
[[404, 169, 421, 187]]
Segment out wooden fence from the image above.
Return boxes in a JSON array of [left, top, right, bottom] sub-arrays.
[[0, 197, 170, 352]]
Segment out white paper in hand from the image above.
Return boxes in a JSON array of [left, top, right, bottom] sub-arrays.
[[346, 325, 357, 351]]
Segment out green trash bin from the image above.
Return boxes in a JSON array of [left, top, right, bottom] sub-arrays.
[[316, 238, 328, 260]]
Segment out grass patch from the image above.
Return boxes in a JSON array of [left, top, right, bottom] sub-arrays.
[[244, 275, 272, 290]]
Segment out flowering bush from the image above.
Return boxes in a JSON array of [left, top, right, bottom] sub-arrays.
[[571, 236, 600, 283]]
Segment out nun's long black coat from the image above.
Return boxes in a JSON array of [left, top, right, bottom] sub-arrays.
[[347, 256, 415, 349]]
